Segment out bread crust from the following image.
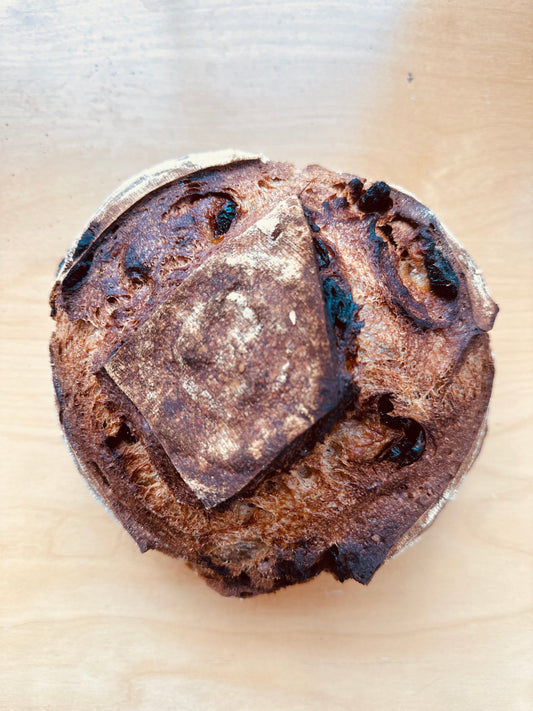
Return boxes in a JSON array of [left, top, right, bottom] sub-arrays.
[[49, 152, 497, 597]]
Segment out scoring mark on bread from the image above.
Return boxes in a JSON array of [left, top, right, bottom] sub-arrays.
[[368, 214, 461, 329]]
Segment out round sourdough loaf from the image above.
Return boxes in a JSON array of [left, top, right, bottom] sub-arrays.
[[49, 150, 498, 597]]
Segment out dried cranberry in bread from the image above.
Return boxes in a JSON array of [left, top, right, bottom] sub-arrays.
[[49, 150, 498, 597]]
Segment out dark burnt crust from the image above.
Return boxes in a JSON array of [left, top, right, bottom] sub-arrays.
[[50, 156, 497, 597]]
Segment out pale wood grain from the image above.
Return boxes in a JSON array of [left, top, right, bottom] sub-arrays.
[[1, 0, 532, 709]]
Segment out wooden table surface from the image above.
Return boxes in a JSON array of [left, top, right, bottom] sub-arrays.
[[1, 1, 531, 709]]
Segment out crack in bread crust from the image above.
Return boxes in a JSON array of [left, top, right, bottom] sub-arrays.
[[49, 152, 497, 597]]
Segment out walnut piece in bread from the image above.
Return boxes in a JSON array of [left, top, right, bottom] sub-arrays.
[[49, 150, 497, 597]]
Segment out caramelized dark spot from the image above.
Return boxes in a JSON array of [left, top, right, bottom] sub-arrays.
[[348, 177, 364, 200], [419, 229, 459, 300], [377, 395, 426, 467], [379, 223, 395, 244], [325, 540, 384, 585], [313, 236, 330, 268], [358, 182, 393, 214], [303, 207, 320, 233], [367, 217, 387, 252], [322, 277, 357, 329], [275, 550, 316, 583], [214, 199, 237, 238], [380, 420, 426, 466]]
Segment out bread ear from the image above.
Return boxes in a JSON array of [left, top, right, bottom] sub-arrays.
[[56, 149, 267, 282], [437, 220, 498, 332]]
